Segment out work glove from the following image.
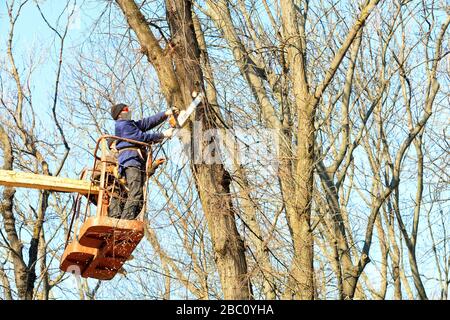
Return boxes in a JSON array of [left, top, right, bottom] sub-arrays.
[[154, 158, 166, 166], [166, 107, 180, 128], [165, 107, 180, 117], [163, 128, 175, 138]]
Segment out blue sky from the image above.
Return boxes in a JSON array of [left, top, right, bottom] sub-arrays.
[[1, 1, 96, 118]]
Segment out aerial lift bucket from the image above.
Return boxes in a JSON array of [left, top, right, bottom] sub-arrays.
[[60, 136, 149, 280]]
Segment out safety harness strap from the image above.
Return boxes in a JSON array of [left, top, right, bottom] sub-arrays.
[[118, 147, 147, 160]]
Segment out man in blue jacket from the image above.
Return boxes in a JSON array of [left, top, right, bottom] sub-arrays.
[[108, 103, 177, 220]]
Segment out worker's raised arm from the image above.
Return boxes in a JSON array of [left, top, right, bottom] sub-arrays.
[[143, 129, 175, 142], [135, 111, 167, 132], [118, 123, 165, 144], [142, 131, 165, 143]]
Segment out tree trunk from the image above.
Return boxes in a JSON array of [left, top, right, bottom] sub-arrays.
[[279, 0, 315, 300], [0, 124, 28, 299], [292, 101, 315, 299], [280, 0, 381, 299], [166, 0, 251, 299], [193, 12, 276, 299]]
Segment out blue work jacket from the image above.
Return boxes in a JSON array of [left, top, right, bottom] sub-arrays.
[[115, 111, 167, 175]]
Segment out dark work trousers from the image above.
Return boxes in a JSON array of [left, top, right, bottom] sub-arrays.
[[108, 166, 145, 220]]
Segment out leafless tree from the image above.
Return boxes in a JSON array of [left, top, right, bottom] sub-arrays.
[[1, 0, 448, 300], [0, 0, 79, 299]]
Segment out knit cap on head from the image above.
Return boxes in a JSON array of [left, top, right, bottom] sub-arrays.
[[111, 103, 127, 120]]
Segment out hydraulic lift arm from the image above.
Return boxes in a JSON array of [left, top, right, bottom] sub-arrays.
[[0, 169, 99, 195]]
